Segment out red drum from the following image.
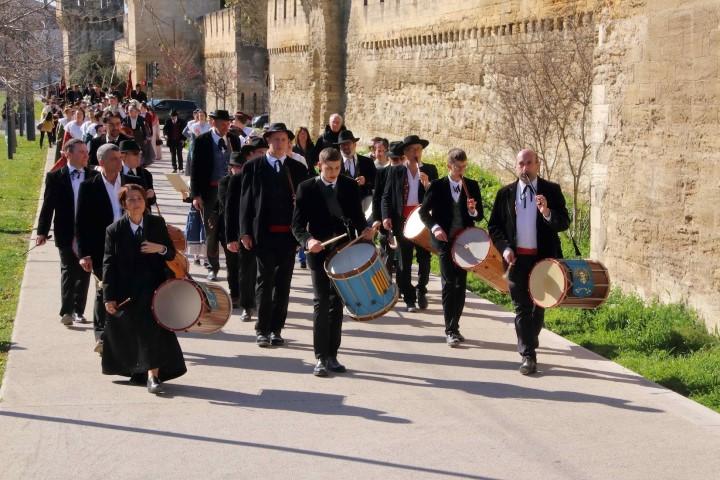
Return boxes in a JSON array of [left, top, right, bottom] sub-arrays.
[[529, 259, 610, 309], [167, 224, 187, 252], [402, 206, 438, 254], [451, 227, 508, 293], [152, 278, 231, 333]]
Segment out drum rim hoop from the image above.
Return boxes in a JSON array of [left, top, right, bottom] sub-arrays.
[[152, 278, 204, 331], [529, 258, 569, 309], [343, 284, 400, 321], [401, 205, 423, 237], [324, 241, 379, 279]]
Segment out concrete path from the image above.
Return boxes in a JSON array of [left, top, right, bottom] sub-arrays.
[[1, 148, 719, 480]]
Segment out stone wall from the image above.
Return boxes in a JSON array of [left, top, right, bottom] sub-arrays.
[[591, 0, 720, 329], [202, 6, 268, 114]]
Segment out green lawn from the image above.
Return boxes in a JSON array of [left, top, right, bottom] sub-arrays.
[[0, 121, 47, 385], [420, 153, 720, 413]]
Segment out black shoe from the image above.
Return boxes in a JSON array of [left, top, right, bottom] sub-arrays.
[[129, 373, 146, 385], [231, 297, 240, 310], [300, 261, 307, 269], [270, 333, 285, 346], [326, 357, 346, 373], [313, 359, 328, 377], [446, 334, 460, 347], [172, 168, 177, 173], [256, 334, 270, 348], [405, 303, 417, 313], [519, 357, 537, 375], [417, 290, 428, 309], [454, 331, 466, 342], [147, 376, 163, 394], [207, 270, 218, 281]]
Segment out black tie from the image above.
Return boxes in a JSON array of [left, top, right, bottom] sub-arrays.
[[135, 226, 143, 242], [218, 138, 226, 153], [129, 169, 136, 176], [522, 184, 534, 208], [275, 160, 282, 173], [326, 183, 335, 194], [70, 170, 81, 179], [453, 185, 461, 194]]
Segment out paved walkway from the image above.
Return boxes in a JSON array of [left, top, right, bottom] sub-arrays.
[[1, 148, 719, 480]]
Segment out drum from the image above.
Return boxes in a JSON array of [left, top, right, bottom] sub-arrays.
[[402, 206, 438, 254], [166, 251, 189, 279], [167, 224, 187, 252], [152, 278, 232, 333], [529, 259, 610, 309], [451, 227, 509, 293], [361, 195, 373, 223], [325, 241, 399, 321]]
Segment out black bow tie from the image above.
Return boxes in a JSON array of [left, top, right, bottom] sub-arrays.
[[453, 184, 461, 194], [70, 170, 81, 179], [521, 184, 534, 208]]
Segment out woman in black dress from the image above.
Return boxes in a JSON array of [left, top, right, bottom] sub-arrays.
[[102, 183, 187, 394]]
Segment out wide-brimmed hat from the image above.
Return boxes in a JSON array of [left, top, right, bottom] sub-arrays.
[[335, 130, 360, 145], [209, 109, 232, 121], [400, 134, 429, 150], [388, 141, 404, 159], [119, 139, 141, 152], [229, 152, 245, 167], [239, 136, 269, 159], [263, 122, 294, 140], [235, 111, 251, 122]]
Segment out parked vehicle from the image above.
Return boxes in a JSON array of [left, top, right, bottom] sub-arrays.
[[252, 113, 269, 129], [149, 99, 199, 124]]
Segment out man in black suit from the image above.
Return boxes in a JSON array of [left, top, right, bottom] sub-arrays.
[[119, 140, 156, 206], [315, 113, 346, 153], [292, 147, 373, 376], [162, 110, 187, 173], [239, 123, 309, 347], [488, 149, 570, 374], [381, 135, 439, 312], [226, 137, 269, 322], [130, 83, 148, 103], [88, 114, 131, 166], [420, 148, 483, 346], [336, 129, 376, 200], [37, 139, 99, 326], [370, 141, 404, 275], [77, 143, 141, 353], [190, 110, 242, 280]]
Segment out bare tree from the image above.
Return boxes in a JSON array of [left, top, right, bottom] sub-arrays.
[[205, 55, 237, 110], [484, 10, 595, 237]]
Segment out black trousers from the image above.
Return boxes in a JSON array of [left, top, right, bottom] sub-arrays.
[[221, 242, 239, 299], [396, 235, 431, 305], [309, 251, 343, 360], [58, 246, 90, 316], [378, 229, 396, 275], [92, 259, 106, 335], [438, 243, 468, 334], [509, 254, 545, 359], [254, 235, 296, 335], [238, 245, 257, 310], [202, 189, 220, 272], [169, 143, 184, 170]]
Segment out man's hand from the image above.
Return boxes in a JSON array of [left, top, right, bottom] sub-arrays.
[[240, 235, 253, 250], [433, 228, 448, 242], [382, 218, 393, 231], [371, 220, 382, 230], [356, 175, 366, 186], [227, 241, 239, 253], [192, 196, 203, 211], [420, 172, 430, 188], [36, 234, 47, 246], [79, 256, 93, 272], [536, 194, 550, 218], [467, 197, 477, 215], [140, 241, 165, 254], [503, 248, 516, 266], [104, 301, 118, 315], [307, 238, 323, 253], [146, 188, 156, 199], [361, 227, 374, 241]]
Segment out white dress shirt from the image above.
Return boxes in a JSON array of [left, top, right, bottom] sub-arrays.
[[67, 165, 85, 216], [405, 166, 421, 206], [210, 128, 229, 150], [343, 155, 356, 177], [516, 177, 539, 250], [431, 176, 478, 233], [266, 153, 286, 171], [129, 218, 167, 255], [102, 174, 123, 222]]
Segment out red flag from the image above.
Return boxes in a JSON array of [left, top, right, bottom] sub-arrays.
[[125, 69, 133, 99], [59, 75, 66, 97]]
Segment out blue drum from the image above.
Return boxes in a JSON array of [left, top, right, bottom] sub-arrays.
[[325, 241, 399, 321]]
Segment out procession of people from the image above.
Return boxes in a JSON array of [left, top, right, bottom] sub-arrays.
[[36, 88, 572, 393]]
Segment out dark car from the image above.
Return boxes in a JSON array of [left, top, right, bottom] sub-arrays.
[[149, 99, 199, 124], [252, 113, 269, 128]]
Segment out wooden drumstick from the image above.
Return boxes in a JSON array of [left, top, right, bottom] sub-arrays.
[[117, 297, 132, 309], [23, 234, 53, 255], [305, 233, 348, 253]]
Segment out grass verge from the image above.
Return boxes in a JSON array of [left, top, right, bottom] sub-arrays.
[[0, 129, 48, 386], [420, 153, 720, 413]]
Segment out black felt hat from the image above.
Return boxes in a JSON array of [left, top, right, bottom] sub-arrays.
[[209, 109, 232, 121], [229, 151, 245, 167], [400, 134, 429, 150], [240, 136, 269, 159], [335, 130, 360, 145], [119, 139, 141, 152], [388, 141, 404, 159], [263, 122, 294, 140]]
